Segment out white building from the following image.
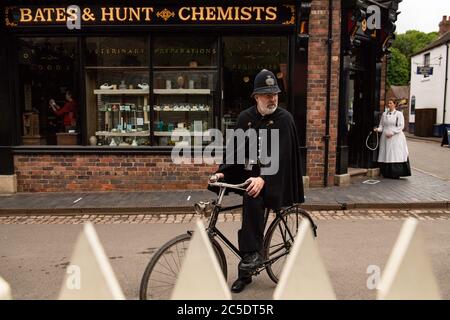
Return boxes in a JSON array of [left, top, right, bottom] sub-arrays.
[[409, 16, 450, 136]]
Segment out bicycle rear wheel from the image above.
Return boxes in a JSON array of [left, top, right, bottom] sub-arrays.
[[263, 206, 317, 284], [139, 232, 228, 300]]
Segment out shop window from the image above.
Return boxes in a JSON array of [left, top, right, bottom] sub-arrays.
[[152, 37, 218, 146], [222, 36, 289, 132], [18, 37, 79, 145], [85, 37, 150, 146]]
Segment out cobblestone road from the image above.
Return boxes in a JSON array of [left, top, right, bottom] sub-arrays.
[[1, 209, 449, 224]]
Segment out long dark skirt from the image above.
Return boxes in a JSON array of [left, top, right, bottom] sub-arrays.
[[380, 158, 412, 179]]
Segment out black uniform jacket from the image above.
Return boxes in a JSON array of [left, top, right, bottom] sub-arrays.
[[209, 106, 305, 210]]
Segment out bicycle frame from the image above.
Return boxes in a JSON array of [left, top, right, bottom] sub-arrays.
[[203, 185, 303, 273]]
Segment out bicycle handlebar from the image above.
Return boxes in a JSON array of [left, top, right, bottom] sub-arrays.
[[208, 181, 250, 191]]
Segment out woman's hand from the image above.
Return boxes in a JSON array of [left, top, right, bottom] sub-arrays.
[[246, 177, 265, 198], [386, 132, 394, 139]]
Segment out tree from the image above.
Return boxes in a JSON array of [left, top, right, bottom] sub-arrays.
[[387, 30, 439, 86], [387, 48, 409, 86], [392, 30, 439, 58]]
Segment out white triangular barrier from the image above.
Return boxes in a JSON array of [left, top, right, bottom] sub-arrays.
[[171, 219, 231, 300], [377, 218, 441, 300], [0, 277, 12, 300], [59, 223, 125, 300], [273, 219, 336, 300]]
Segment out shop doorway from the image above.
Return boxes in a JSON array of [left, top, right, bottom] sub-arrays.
[[346, 42, 380, 169]]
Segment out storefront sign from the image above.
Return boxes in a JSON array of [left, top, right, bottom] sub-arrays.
[[4, 5, 296, 28]]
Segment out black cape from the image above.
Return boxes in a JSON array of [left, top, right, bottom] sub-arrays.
[[209, 106, 304, 210]]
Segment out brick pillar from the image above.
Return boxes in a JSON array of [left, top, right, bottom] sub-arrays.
[[306, 0, 341, 187]]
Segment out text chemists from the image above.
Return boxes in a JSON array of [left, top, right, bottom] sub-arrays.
[[178, 7, 277, 21]]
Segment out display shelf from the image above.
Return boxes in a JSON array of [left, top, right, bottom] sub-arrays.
[[154, 131, 211, 137], [95, 131, 150, 137], [153, 89, 211, 95], [153, 106, 210, 112], [94, 89, 149, 95]]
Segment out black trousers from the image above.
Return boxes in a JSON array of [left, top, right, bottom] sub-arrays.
[[237, 192, 266, 279]]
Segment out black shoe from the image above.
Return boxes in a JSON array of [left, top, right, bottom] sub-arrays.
[[231, 277, 252, 293], [238, 252, 263, 271]]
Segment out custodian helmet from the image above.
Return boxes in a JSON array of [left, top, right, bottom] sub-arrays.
[[251, 69, 281, 97]]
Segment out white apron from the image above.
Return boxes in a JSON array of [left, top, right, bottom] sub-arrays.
[[377, 110, 409, 163]]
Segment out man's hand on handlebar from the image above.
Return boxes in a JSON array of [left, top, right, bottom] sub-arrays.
[[209, 173, 224, 183], [246, 177, 265, 198]]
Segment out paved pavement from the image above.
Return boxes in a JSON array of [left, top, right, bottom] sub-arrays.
[[1, 168, 449, 214], [1, 137, 449, 214], [1, 211, 449, 300], [408, 139, 450, 181]]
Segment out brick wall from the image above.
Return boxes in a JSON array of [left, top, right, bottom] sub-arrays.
[[14, 154, 216, 192], [306, 0, 341, 187]]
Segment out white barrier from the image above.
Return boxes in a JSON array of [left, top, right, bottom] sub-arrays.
[[0, 276, 12, 300], [171, 219, 232, 300], [2, 218, 444, 300], [59, 223, 125, 300], [377, 218, 441, 300], [273, 219, 336, 300]]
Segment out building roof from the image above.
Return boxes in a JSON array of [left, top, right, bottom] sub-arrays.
[[387, 85, 410, 100], [412, 31, 450, 56]]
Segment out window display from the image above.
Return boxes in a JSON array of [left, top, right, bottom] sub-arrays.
[[85, 37, 150, 146], [18, 37, 79, 145], [152, 37, 218, 146], [152, 70, 216, 146]]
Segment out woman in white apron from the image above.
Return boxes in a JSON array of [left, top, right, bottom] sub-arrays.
[[374, 99, 411, 179]]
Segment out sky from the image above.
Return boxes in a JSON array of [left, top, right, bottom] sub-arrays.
[[396, 0, 450, 34]]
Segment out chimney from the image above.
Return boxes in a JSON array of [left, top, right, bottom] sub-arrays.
[[439, 15, 450, 36]]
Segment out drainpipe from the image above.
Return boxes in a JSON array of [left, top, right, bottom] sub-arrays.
[[324, 0, 333, 187], [443, 43, 449, 128]]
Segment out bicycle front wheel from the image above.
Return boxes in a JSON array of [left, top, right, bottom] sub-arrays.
[[263, 206, 317, 284], [139, 232, 228, 300]]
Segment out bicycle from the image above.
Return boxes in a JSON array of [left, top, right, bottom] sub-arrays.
[[139, 181, 318, 300]]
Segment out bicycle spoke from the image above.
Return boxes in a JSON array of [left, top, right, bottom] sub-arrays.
[[265, 207, 311, 283], [148, 278, 176, 286], [161, 251, 178, 276], [150, 269, 177, 279], [171, 242, 185, 274], [149, 286, 174, 299], [174, 242, 184, 272]]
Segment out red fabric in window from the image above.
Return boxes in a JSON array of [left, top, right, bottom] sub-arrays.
[[55, 100, 78, 127]]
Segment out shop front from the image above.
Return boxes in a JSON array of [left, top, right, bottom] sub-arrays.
[[1, 1, 318, 192], [337, 0, 400, 174]]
